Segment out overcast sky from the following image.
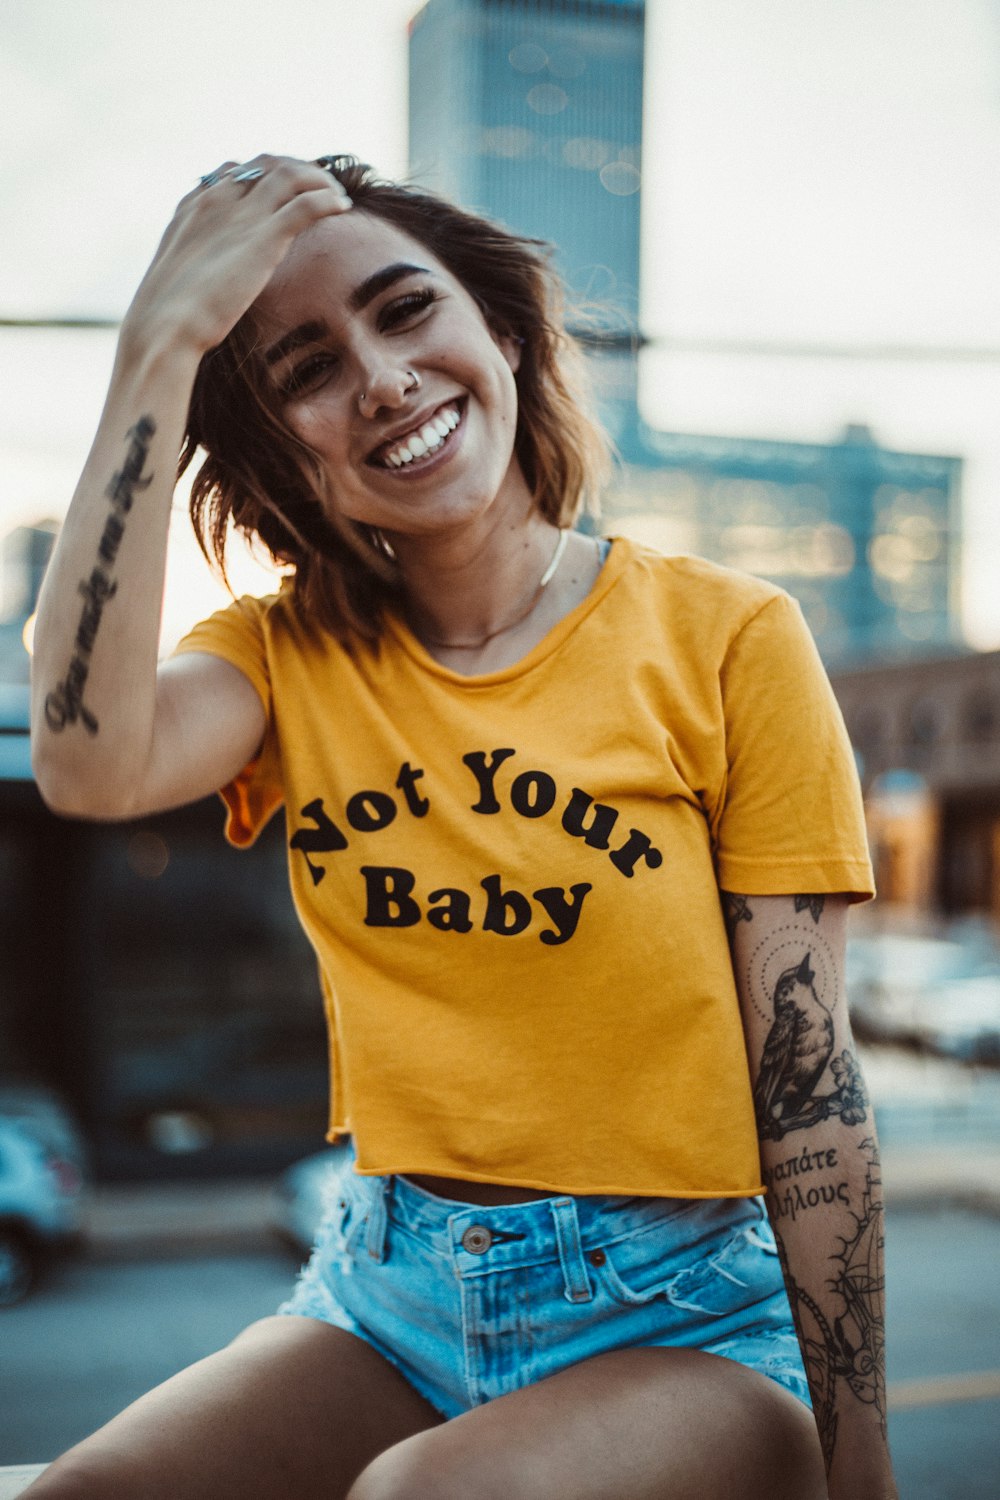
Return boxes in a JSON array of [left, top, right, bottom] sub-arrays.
[[3, 0, 999, 647]]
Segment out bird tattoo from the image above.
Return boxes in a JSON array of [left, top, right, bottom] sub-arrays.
[[753, 952, 835, 1139]]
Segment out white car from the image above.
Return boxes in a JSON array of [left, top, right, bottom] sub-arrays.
[[0, 1114, 86, 1306]]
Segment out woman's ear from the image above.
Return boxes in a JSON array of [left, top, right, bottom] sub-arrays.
[[496, 331, 524, 374]]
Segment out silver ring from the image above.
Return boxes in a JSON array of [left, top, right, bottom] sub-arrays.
[[198, 166, 234, 190], [231, 166, 265, 186]]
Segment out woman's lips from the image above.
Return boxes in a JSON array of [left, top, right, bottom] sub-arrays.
[[367, 397, 467, 480]]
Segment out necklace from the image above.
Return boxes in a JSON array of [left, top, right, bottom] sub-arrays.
[[416, 528, 570, 652]]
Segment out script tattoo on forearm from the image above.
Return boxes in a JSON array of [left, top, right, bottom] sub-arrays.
[[44, 417, 156, 736], [772, 1139, 888, 1470]]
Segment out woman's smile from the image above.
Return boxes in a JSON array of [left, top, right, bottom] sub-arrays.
[[366, 396, 467, 477]]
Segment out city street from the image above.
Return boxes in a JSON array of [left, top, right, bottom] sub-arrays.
[[1, 1201, 998, 1498]]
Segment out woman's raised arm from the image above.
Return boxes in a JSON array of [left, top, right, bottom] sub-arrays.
[[30, 156, 351, 819]]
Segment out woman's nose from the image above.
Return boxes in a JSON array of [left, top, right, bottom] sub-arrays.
[[357, 364, 420, 416]]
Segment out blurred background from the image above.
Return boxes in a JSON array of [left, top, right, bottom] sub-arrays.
[[1, 2, 999, 1496]]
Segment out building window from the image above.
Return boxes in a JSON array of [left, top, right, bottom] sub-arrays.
[[906, 697, 939, 768], [963, 691, 1000, 744]]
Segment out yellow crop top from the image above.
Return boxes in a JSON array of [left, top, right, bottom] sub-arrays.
[[173, 538, 874, 1198]]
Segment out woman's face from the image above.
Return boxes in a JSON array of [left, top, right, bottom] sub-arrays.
[[253, 210, 527, 539]]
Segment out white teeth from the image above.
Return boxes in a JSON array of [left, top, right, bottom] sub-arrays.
[[376, 402, 463, 468]]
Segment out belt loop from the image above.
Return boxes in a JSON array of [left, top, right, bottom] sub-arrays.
[[550, 1197, 592, 1303], [365, 1175, 391, 1263]]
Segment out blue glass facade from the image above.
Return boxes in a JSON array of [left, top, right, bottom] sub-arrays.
[[410, 0, 643, 322], [407, 0, 961, 663], [602, 426, 961, 665]]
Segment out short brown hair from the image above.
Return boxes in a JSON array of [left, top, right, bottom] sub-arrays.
[[179, 156, 612, 643]]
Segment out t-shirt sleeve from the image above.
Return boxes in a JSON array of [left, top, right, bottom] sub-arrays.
[[713, 591, 875, 901], [171, 594, 284, 848]]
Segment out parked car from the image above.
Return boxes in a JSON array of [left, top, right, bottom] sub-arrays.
[[272, 1141, 350, 1256], [0, 1108, 87, 1307], [847, 932, 1000, 1061]]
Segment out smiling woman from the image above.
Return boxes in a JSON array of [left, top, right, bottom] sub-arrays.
[[181, 155, 609, 646], [26, 152, 894, 1500]]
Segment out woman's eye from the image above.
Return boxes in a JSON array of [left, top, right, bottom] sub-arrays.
[[282, 354, 337, 396], [380, 288, 438, 329]]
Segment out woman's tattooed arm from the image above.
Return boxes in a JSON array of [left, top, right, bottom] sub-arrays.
[[721, 891, 899, 1499]]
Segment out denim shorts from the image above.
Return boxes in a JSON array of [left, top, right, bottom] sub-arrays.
[[278, 1145, 811, 1419]]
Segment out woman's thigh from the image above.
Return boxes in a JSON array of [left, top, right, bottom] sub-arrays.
[[348, 1346, 827, 1500], [23, 1315, 445, 1500]]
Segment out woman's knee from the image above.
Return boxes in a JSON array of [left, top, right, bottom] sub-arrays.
[[346, 1430, 473, 1500], [18, 1450, 127, 1500]]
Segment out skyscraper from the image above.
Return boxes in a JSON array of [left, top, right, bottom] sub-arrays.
[[410, 0, 642, 318], [407, 0, 961, 663], [409, 0, 644, 450]]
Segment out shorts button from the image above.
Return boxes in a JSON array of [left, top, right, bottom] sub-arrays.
[[461, 1224, 493, 1254], [588, 1249, 606, 1267]]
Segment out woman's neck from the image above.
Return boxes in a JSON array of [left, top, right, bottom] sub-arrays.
[[389, 500, 568, 662]]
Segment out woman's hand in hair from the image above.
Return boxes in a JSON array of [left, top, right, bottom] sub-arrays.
[[121, 155, 352, 361]]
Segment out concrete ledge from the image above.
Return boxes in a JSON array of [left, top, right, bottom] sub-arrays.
[[0, 1465, 49, 1498]]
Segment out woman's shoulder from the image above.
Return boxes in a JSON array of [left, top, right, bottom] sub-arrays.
[[610, 536, 789, 634], [174, 577, 319, 666]]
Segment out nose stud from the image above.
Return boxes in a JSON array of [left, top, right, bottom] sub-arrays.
[[360, 370, 419, 406]]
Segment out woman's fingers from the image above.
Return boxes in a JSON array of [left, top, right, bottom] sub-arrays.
[[191, 154, 351, 213], [126, 155, 352, 355]]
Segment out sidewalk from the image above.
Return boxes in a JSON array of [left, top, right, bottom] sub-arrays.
[[77, 1143, 1000, 1262], [82, 1175, 279, 1258]]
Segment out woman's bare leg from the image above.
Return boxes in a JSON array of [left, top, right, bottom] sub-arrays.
[[348, 1346, 827, 1500], [23, 1316, 445, 1500]]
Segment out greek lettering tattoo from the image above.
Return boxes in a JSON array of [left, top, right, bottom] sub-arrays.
[[763, 1145, 852, 1223], [44, 417, 156, 735], [794, 894, 826, 923], [773, 1139, 888, 1468]]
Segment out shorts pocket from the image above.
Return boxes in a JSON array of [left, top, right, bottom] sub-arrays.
[[594, 1218, 784, 1317]]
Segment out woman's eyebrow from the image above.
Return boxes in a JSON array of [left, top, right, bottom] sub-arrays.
[[265, 320, 328, 367], [348, 261, 432, 313], [264, 263, 433, 368]]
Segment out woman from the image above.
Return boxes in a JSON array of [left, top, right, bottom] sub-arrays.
[[29, 154, 897, 1499]]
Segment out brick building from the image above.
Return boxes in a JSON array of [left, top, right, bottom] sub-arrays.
[[832, 650, 1000, 920]]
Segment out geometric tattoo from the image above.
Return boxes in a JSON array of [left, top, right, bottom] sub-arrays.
[[43, 416, 156, 736]]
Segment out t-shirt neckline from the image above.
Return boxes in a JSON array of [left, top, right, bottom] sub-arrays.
[[383, 535, 630, 686]]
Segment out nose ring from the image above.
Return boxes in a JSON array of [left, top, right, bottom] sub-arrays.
[[360, 370, 419, 405]]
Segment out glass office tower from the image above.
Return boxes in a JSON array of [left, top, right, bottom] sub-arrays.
[[407, 0, 961, 663]]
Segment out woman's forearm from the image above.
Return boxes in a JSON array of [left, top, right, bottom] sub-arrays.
[[760, 1108, 896, 1499], [30, 332, 201, 816], [723, 891, 899, 1499]]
